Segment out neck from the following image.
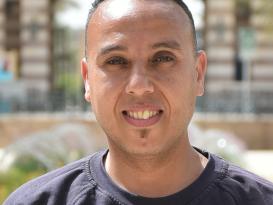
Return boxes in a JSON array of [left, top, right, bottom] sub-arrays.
[[105, 140, 208, 197]]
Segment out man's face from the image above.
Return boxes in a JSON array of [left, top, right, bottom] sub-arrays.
[[82, 0, 207, 156]]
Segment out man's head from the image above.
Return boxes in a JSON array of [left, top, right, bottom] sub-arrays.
[[81, 0, 207, 157], [85, 0, 197, 59]]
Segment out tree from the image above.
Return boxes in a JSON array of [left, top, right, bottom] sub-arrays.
[[53, 0, 79, 13]]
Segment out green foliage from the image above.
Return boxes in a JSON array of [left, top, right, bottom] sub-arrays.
[[235, 0, 273, 31], [54, 0, 79, 12], [0, 158, 47, 204], [255, 0, 273, 35], [0, 141, 89, 203], [56, 72, 82, 96], [0, 151, 85, 203], [0, 169, 46, 203]]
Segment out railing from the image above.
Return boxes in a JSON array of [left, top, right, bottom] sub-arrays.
[[197, 82, 273, 113], [0, 81, 87, 113]]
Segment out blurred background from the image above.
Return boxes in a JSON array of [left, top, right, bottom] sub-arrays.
[[0, 0, 273, 202]]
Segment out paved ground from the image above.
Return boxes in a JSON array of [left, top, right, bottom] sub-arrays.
[[244, 150, 273, 182]]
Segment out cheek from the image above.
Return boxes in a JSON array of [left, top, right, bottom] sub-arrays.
[[90, 71, 125, 110], [156, 70, 196, 111]]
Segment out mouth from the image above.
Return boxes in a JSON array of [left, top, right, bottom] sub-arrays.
[[123, 110, 162, 120], [122, 109, 163, 127]]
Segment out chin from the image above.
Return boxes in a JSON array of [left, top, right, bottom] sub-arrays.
[[121, 139, 178, 159], [107, 129, 184, 158]]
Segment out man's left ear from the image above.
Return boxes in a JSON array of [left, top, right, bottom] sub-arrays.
[[195, 50, 207, 96], [81, 58, 92, 102]]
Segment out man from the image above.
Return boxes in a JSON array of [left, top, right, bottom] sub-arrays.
[[4, 0, 273, 204]]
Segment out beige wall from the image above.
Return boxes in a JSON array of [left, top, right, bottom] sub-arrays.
[[0, 113, 107, 149], [193, 114, 273, 150], [1, 113, 273, 150]]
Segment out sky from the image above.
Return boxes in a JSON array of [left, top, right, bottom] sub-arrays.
[[57, 0, 204, 29]]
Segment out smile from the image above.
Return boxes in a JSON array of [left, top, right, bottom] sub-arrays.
[[126, 110, 160, 120], [122, 109, 163, 127]]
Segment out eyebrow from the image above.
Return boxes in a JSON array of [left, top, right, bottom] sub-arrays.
[[151, 40, 181, 50], [98, 40, 181, 56], [99, 45, 128, 56]]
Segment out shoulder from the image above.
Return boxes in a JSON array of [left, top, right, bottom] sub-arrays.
[[3, 153, 99, 205], [212, 154, 273, 204]]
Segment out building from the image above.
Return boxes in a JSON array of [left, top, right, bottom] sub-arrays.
[[0, 0, 57, 111], [202, 0, 273, 113], [1, 0, 272, 113]]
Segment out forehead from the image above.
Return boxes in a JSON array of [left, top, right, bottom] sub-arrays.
[[90, 0, 190, 28], [86, 0, 193, 54], [98, 0, 185, 19]]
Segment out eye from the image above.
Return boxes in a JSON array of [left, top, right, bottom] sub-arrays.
[[152, 55, 174, 64], [106, 56, 128, 65]]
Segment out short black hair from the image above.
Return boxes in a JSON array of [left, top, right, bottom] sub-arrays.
[[85, 0, 197, 58]]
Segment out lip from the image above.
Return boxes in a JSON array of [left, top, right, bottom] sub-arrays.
[[122, 109, 163, 127], [121, 103, 164, 127]]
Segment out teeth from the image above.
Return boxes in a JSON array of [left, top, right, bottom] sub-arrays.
[[138, 111, 142, 119], [127, 110, 159, 120], [133, 112, 138, 119], [143, 110, 150, 119]]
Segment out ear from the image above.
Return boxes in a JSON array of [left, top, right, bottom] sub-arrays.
[[81, 58, 91, 102], [195, 50, 207, 96]]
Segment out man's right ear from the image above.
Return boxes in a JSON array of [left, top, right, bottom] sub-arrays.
[[81, 58, 91, 102]]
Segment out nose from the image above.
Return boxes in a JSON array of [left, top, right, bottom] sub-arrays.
[[125, 68, 154, 96]]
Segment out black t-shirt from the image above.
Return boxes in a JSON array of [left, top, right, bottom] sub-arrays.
[[4, 148, 273, 205]]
